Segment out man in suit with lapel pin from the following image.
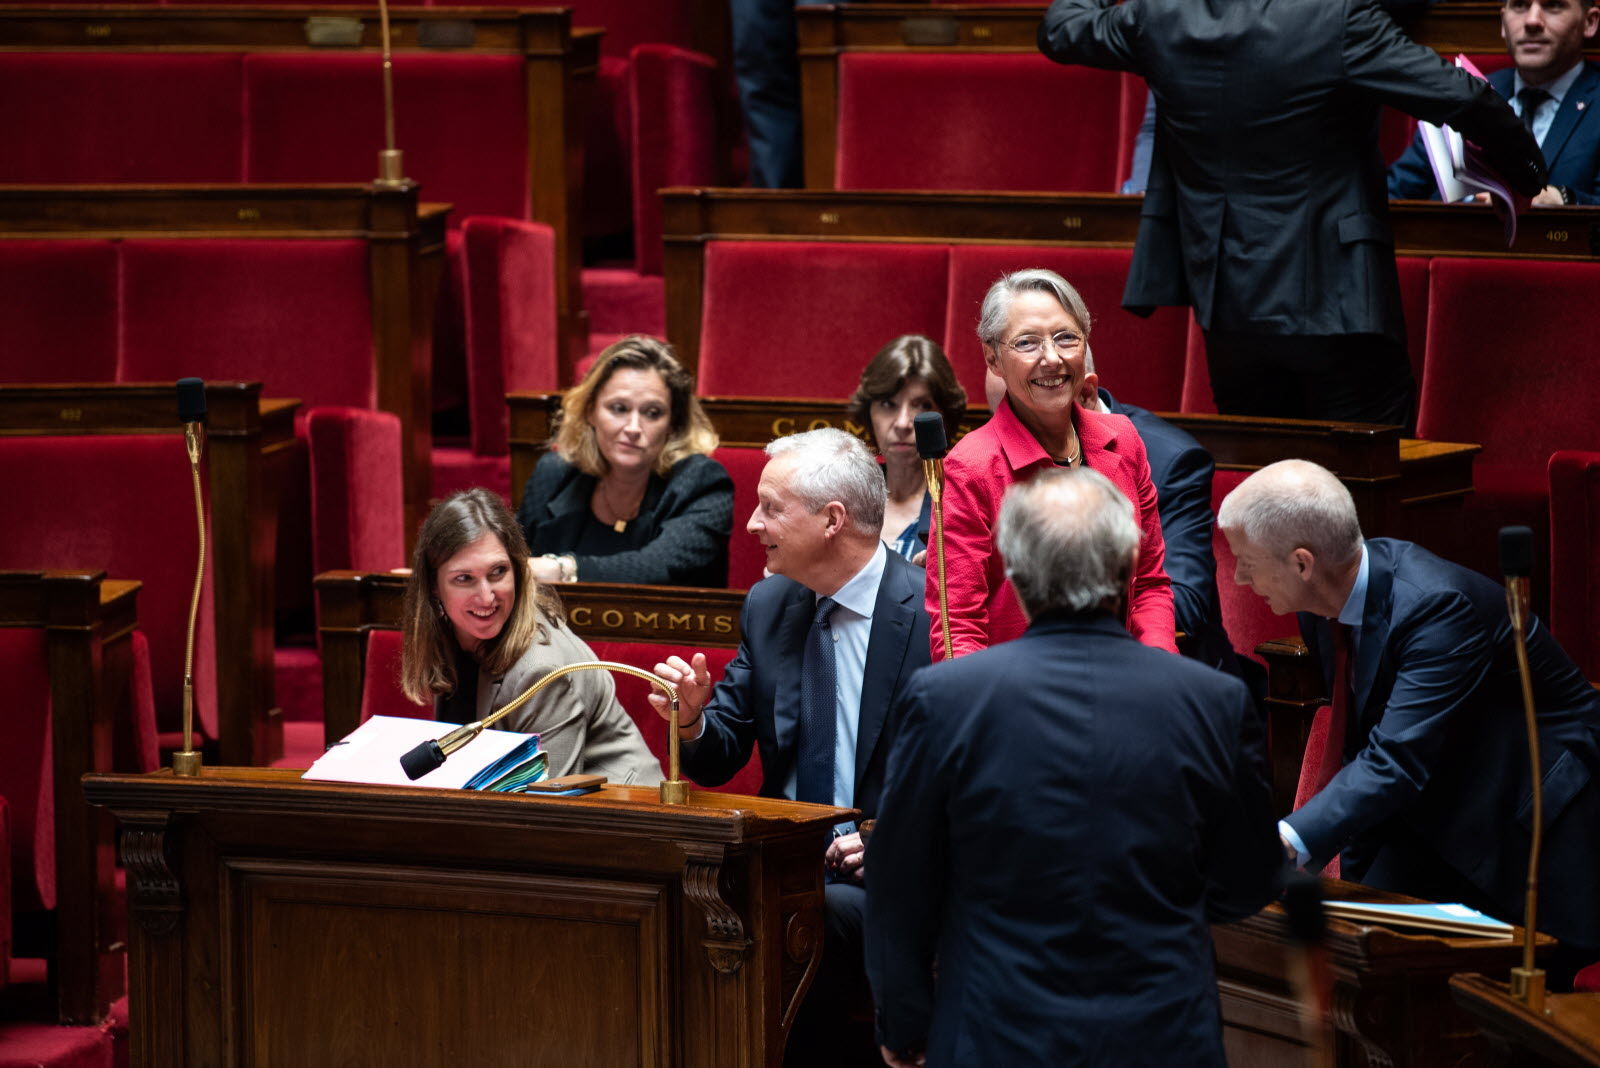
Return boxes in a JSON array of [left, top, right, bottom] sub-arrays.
[[1218, 460, 1600, 973], [652, 427, 930, 1067], [1390, 0, 1600, 205]]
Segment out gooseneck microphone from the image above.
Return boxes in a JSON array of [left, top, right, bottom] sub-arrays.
[[400, 661, 692, 803], [1499, 525, 1545, 1010], [914, 412, 954, 661], [173, 378, 207, 777]]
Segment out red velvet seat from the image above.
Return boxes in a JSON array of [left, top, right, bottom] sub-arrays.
[[243, 53, 529, 224], [697, 241, 950, 399], [629, 43, 719, 276], [1211, 470, 1297, 669], [944, 246, 1189, 410], [835, 53, 1123, 193], [434, 217, 561, 501], [1549, 451, 1600, 681], [0, 793, 9, 993], [712, 445, 769, 591], [0, 241, 117, 383], [0, 1021, 113, 1068], [1419, 258, 1600, 598], [0, 53, 242, 183]]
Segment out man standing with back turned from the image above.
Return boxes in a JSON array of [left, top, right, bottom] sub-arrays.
[[867, 468, 1282, 1067], [1038, 0, 1547, 428]]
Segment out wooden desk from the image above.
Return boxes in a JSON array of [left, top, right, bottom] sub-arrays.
[[0, 382, 292, 768], [0, 569, 139, 1024], [0, 184, 446, 537], [1450, 972, 1600, 1068], [1215, 878, 1552, 1067], [84, 766, 849, 1068]]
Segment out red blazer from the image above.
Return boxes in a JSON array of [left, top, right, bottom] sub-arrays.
[[927, 399, 1176, 659]]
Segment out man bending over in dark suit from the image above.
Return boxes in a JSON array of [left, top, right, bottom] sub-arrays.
[[1219, 460, 1600, 981], [867, 467, 1282, 1067], [1390, 0, 1600, 206], [652, 427, 931, 1068]]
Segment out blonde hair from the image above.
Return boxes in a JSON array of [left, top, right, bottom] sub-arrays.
[[400, 488, 567, 703], [554, 335, 719, 478]]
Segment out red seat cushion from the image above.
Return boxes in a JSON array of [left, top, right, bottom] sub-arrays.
[[116, 239, 376, 409], [945, 246, 1189, 410], [712, 446, 769, 591], [0, 436, 219, 741], [698, 241, 950, 399], [244, 53, 529, 223], [1550, 451, 1600, 680], [0, 241, 118, 382], [360, 630, 434, 724], [836, 53, 1123, 193], [1211, 470, 1297, 665], [0, 53, 242, 183]]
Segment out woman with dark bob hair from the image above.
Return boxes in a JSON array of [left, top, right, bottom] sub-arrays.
[[518, 335, 733, 587], [846, 334, 968, 563], [402, 488, 662, 783]]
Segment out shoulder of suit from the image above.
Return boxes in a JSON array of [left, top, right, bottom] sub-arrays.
[[532, 450, 585, 492]]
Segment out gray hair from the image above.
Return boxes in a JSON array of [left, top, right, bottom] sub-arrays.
[[996, 467, 1138, 618], [1217, 460, 1364, 565], [765, 428, 886, 536], [976, 268, 1093, 348]]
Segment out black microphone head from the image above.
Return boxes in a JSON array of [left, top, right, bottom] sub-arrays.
[[1499, 525, 1534, 578], [1282, 873, 1326, 946], [176, 378, 207, 424], [913, 411, 948, 460], [399, 739, 446, 781]]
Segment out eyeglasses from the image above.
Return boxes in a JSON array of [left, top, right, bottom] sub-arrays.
[[998, 330, 1084, 358]]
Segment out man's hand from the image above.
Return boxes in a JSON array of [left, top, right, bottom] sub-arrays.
[[881, 1046, 926, 1067], [650, 652, 710, 734], [528, 556, 563, 583], [826, 831, 867, 884], [1280, 832, 1304, 869], [1532, 184, 1567, 207], [910, 548, 928, 568]]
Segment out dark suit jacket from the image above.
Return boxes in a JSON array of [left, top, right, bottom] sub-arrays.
[[1389, 62, 1600, 205], [516, 451, 733, 587], [1039, 0, 1545, 341], [1100, 388, 1237, 673], [866, 612, 1282, 1065], [1287, 539, 1600, 945], [684, 549, 931, 817]]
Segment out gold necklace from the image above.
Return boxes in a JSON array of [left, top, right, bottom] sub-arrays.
[[597, 478, 642, 534]]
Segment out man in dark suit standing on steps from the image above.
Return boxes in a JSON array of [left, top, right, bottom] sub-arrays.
[[867, 467, 1282, 1067], [652, 427, 929, 1068], [1038, 0, 1547, 428], [1390, 0, 1600, 205]]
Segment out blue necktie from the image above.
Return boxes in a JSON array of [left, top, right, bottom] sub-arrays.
[[797, 596, 838, 806]]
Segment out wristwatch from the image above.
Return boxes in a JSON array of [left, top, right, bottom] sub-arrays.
[[1558, 185, 1576, 205]]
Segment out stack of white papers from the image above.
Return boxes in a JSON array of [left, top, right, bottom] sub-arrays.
[[302, 715, 537, 789]]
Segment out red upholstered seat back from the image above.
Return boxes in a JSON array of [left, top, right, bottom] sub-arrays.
[[306, 409, 407, 575], [115, 239, 377, 410], [0, 627, 54, 913], [0, 437, 218, 741], [0, 241, 118, 383], [1396, 255, 1430, 394], [243, 53, 529, 223], [0, 793, 9, 989], [0, 53, 243, 182], [1211, 469, 1297, 666], [584, 640, 762, 794], [944, 246, 1189, 410], [1549, 451, 1600, 681], [360, 630, 434, 723], [630, 44, 719, 275], [835, 53, 1123, 193], [461, 217, 561, 458], [713, 446, 770, 590], [698, 241, 950, 399], [1180, 315, 1215, 414]]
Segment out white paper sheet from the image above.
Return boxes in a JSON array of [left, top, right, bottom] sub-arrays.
[[301, 715, 535, 789]]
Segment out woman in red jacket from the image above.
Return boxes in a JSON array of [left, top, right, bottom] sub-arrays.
[[929, 267, 1176, 658]]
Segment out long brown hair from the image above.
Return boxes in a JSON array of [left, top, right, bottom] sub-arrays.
[[846, 334, 968, 449], [554, 334, 719, 478], [400, 488, 567, 703]]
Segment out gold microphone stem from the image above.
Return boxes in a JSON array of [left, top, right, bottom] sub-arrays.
[[173, 422, 205, 777], [374, 0, 405, 186], [1505, 576, 1545, 1011], [472, 660, 689, 803], [924, 457, 954, 661]]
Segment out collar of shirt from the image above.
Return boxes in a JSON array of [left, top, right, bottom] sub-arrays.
[[992, 396, 1064, 473], [824, 540, 886, 622], [1515, 61, 1584, 112], [1335, 542, 1371, 629]]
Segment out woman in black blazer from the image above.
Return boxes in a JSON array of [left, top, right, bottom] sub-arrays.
[[517, 335, 733, 588]]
